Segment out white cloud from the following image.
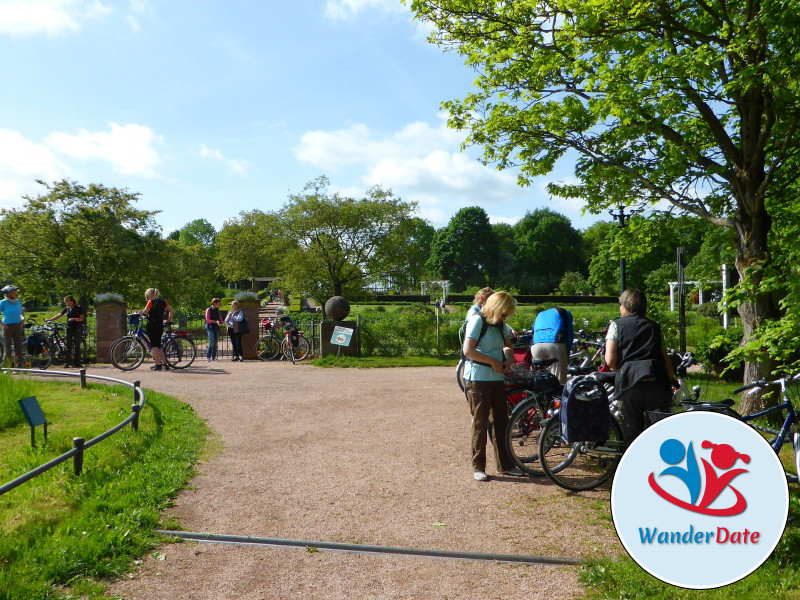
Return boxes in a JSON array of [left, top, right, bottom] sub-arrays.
[[46, 123, 162, 177], [126, 14, 139, 31], [0, 129, 69, 207], [325, 0, 406, 20], [199, 144, 247, 175], [0, 0, 112, 36], [295, 117, 528, 226]]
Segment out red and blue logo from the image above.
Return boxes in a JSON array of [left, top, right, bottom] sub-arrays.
[[648, 438, 750, 516]]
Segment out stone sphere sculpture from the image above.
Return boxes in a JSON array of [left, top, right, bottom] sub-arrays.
[[325, 296, 350, 321]]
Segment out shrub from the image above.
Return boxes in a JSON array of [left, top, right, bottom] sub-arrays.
[[696, 327, 744, 380]]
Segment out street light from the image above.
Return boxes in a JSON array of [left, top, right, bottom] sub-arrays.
[[608, 205, 632, 295]]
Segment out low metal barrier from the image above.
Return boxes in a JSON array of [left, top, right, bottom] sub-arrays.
[[0, 368, 145, 496]]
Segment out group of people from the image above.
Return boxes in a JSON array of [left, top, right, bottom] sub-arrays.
[[0, 284, 86, 369], [461, 286, 673, 482], [204, 298, 246, 362]]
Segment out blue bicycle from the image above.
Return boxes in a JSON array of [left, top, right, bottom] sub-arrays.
[[109, 314, 196, 371], [684, 372, 800, 484]]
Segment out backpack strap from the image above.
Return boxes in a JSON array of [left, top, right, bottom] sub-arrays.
[[554, 307, 568, 344], [464, 315, 503, 367]]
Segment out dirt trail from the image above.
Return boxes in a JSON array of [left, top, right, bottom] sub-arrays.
[[94, 361, 622, 600]]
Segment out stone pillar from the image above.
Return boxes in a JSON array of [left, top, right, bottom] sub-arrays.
[[240, 301, 261, 360], [94, 302, 127, 363]]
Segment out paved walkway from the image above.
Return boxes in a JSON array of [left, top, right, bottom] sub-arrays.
[[95, 360, 621, 599]]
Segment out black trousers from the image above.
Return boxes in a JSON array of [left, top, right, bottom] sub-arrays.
[[619, 382, 672, 442], [65, 326, 82, 366]]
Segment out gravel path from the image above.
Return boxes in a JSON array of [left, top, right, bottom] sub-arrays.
[[93, 360, 623, 599]]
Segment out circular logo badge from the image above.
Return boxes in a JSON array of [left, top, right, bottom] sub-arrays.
[[611, 411, 788, 589]]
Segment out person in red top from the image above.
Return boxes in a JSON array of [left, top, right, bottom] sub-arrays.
[[141, 288, 173, 371], [205, 297, 223, 362]]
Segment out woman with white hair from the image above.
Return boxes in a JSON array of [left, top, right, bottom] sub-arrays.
[[0, 285, 24, 367]]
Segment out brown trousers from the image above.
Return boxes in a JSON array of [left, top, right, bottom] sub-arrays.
[[465, 379, 514, 473]]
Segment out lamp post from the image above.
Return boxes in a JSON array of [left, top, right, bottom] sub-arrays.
[[608, 205, 632, 295]]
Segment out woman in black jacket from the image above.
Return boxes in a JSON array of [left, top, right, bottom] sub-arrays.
[[605, 288, 674, 442]]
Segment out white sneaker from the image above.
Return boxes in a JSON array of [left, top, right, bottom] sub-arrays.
[[473, 471, 489, 482]]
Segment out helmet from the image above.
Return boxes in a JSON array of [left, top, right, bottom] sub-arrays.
[[1, 285, 18, 294]]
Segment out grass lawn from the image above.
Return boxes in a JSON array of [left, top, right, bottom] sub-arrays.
[[0, 373, 208, 600]]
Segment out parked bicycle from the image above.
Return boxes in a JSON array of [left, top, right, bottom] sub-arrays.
[[40, 321, 89, 367], [537, 364, 800, 492], [109, 314, 196, 371], [684, 373, 800, 484], [255, 317, 282, 361], [0, 318, 52, 369], [503, 357, 564, 475], [280, 315, 311, 363], [255, 315, 310, 363]]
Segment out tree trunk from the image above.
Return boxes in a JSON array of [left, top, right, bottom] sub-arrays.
[[733, 190, 779, 415]]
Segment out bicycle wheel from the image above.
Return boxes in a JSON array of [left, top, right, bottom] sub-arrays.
[[32, 345, 52, 369], [49, 341, 66, 366], [164, 336, 196, 369], [282, 335, 310, 362], [456, 359, 465, 392], [255, 334, 281, 361], [539, 415, 625, 491], [110, 336, 146, 371], [505, 396, 547, 475]]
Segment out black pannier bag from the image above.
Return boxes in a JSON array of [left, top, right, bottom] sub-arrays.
[[560, 375, 611, 443]]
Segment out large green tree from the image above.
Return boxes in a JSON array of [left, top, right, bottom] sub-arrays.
[[0, 179, 162, 305], [411, 0, 800, 408], [512, 208, 584, 293], [215, 210, 283, 290], [426, 206, 497, 291], [277, 176, 419, 302]]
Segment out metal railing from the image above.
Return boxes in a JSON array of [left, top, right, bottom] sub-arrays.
[[0, 368, 145, 496]]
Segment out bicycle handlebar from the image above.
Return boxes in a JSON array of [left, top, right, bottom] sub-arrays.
[[733, 378, 770, 394]]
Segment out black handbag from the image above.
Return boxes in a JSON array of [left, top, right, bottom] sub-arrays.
[[238, 316, 250, 335]]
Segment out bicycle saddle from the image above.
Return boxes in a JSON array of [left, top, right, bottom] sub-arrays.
[[531, 357, 559, 369]]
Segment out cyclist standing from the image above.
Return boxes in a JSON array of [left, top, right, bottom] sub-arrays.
[[141, 288, 173, 371], [530, 306, 574, 384], [0, 284, 25, 367], [46, 294, 84, 367], [605, 288, 674, 441]]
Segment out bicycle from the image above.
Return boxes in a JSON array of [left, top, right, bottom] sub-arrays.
[[0, 319, 53, 369], [503, 358, 564, 475], [278, 315, 311, 363], [255, 317, 282, 361], [41, 321, 89, 367], [537, 372, 624, 491], [109, 314, 197, 371], [684, 373, 800, 484]]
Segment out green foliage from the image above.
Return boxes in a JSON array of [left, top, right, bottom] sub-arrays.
[[0, 179, 162, 305], [426, 206, 495, 291], [559, 271, 593, 296], [278, 176, 420, 303], [410, 0, 800, 381], [512, 209, 585, 293], [0, 380, 207, 599], [215, 210, 283, 288], [696, 327, 745, 380]]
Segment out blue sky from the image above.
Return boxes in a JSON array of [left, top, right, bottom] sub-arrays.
[[0, 0, 597, 235]]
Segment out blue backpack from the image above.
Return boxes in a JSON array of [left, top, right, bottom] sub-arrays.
[[560, 375, 611, 443]]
